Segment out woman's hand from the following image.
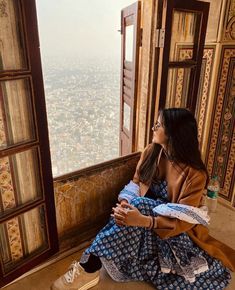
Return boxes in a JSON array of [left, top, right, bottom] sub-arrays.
[[111, 203, 150, 228], [120, 199, 129, 206]]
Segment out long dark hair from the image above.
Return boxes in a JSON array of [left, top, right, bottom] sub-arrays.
[[139, 108, 208, 184]]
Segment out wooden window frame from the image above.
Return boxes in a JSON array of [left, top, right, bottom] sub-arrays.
[[0, 0, 58, 286], [120, 1, 141, 155], [158, 0, 210, 112]]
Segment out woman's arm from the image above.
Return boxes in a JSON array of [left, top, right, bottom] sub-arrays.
[[112, 203, 152, 228], [118, 181, 140, 204], [153, 172, 207, 239]]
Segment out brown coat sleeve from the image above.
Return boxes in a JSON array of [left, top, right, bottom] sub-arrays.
[[154, 171, 207, 239]]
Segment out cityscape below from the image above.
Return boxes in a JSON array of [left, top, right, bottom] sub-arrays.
[[42, 57, 121, 176]]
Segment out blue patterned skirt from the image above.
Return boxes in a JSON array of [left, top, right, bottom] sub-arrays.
[[81, 182, 231, 289]]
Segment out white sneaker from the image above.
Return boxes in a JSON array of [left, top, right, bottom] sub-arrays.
[[51, 261, 100, 290]]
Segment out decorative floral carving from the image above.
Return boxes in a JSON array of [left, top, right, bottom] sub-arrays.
[[224, 0, 235, 40], [0, 0, 7, 17], [7, 218, 23, 261], [169, 46, 215, 145], [224, 111, 232, 120], [206, 47, 235, 204], [217, 156, 224, 164]]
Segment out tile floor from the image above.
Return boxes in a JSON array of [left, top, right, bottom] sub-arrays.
[[4, 202, 235, 290]]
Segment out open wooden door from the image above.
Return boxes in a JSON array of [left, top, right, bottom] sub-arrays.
[[149, 0, 210, 141], [119, 1, 141, 156], [0, 0, 58, 286]]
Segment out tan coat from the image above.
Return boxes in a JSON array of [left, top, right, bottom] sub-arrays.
[[133, 145, 235, 271]]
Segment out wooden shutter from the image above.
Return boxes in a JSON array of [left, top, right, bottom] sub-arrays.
[[0, 0, 58, 286], [158, 0, 209, 112], [147, 0, 210, 144], [120, 1, 141, 156]]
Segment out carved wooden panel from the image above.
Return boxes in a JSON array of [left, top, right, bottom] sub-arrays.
[[164, 45, 215, 146], [53, 154, 139, 250], [196, 47, 216, 145], [224, 0, 235, 41], [206, 46, 235, 204]]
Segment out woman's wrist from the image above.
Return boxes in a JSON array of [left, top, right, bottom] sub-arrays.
[[141, 215, 152, 228], [141, 215, 157, 229]]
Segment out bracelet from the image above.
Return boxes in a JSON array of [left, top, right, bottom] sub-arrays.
[[147, 216, 155, 230], [147, 216, 152, 229], [152, 216, 155, 229], [153, 216, 157, 229]]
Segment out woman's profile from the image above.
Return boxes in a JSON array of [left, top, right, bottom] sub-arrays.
[[51, 108, 235, 290]]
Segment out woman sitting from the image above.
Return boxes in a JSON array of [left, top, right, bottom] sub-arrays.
[[51, 108, 235, 290]]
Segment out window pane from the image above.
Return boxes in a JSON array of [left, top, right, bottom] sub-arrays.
[[0, 205, 48, 274], [36, 0, 135, 176], [0, 79, 35, 149], [0, 148, 42, 216], [0, 0, 27, 70], [170, 10, 198, 61], [166, 68, 192, 108], [125, 25, 134, 62]]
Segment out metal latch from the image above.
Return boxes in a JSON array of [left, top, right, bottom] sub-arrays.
[[155, 28, 165, 48]]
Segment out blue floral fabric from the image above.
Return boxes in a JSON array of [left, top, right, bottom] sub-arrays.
[[81, 181, 231, 289]]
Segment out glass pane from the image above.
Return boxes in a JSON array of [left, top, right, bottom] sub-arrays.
[[125, 25, 134, 62], [0, 205, 48, 274], [0, 148, 42, 216], [170, 10, 198, 61], [0, 0, 27, 70], [0, 79, 35, 149], [166, 68, 192, 108], [123, 102, 131, 131]]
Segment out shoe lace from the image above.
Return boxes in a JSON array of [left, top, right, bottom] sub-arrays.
[[64, 261, 81, 283]]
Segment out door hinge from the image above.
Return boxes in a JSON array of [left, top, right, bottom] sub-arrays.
[[155, 28, 165, 48]]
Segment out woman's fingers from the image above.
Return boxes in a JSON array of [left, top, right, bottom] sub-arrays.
[[122, 203, 135, 210], [111, 214, 125, 226], [112, 207, 127, 216], [114, 212, 125, 221]]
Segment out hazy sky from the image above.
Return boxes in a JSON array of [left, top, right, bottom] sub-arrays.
[[36, 0, 135, 61]]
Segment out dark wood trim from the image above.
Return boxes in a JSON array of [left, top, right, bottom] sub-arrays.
[[168, 61, 197, 68], [0, 0, 59, 286], [53, 151, 140, 182], [158, 0, 174, 109], [131, 1, 141, 152], [0, 70, 31, 79], [0, 141, 39, 158], [120, 1, 141, 155], [119, 8, 124, 155], [22, 0, 59, 252], [187, 4, 209, 112], [148, 0, 164, 145], [0, 198, 44, 224]]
